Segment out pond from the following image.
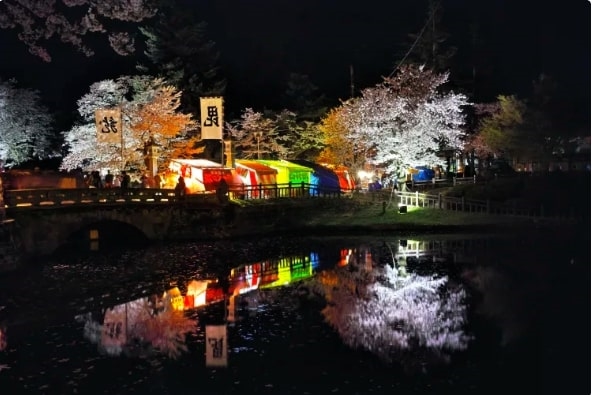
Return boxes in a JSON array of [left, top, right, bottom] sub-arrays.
[[0, 229, 589, 395]]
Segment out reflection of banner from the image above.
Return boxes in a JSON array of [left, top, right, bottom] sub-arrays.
[[102, 305, 127, 347], [227, 295, 236, 322], [95, 108, 122, 144], [200, 97, 223, 140], [205, 325, 228, 367]]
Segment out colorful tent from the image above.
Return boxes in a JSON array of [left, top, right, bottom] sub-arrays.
[[288, 159, 341, 193], [168, 159, 242, 193], [255, 159, 312, 185], [319, 163, 356, 191], [234, 160, 278, 187], [410, 166, 435, 182]]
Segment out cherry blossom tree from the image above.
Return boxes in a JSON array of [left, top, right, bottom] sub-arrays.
[[0, 0, 157, 62], [78, 295, 197, 359], [339, 64, 469, 180], [0, 78, 57, 167], [228, 108, 282, 160], [60, 75, 194, 171], [305, 245, 471, 364]]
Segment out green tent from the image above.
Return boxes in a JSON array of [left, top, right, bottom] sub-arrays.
[[255, 160, 312, 185]]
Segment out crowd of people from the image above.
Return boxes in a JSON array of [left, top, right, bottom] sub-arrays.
[[85, 170, 169, 189], [84, 169, 192, 198]]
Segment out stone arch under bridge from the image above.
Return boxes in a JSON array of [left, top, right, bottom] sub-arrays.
[[7, 204, 225, 258]]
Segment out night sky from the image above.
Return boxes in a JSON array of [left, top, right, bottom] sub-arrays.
[[0, 0, 590, 125]]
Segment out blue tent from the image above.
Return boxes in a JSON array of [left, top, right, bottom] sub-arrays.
[[288, 160, 341, 193], [412, 166, 435, 182]]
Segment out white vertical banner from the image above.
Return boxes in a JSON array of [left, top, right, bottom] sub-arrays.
[[205, 325, 228, 367], [200, 97, 223, 140], [95, 108, 122, 144]]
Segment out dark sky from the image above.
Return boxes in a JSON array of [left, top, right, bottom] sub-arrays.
[[0, 0, 590, 124]]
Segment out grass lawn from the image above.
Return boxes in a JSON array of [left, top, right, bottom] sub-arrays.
[[308, 203, 533, 227]]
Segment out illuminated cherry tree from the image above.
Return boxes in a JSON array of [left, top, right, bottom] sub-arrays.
[[340, 64, 469, 179], [61, 75, 194, 171], [77, 295, 197, 359], [228, 108, 283, 159], [0, 78, 56, 166], [307, 256, 471, 364], [0, 0, 157, 61]]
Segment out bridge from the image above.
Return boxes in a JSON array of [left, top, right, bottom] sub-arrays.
[[0, 181, 557, 266], [0, 184, 345, 260]]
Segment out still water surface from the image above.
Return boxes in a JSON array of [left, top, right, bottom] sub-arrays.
[[0, 230, 589, 395]]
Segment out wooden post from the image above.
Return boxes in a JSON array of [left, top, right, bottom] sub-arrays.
[[438, 193, 442, 209], [461, 196, 465, 211], [415, 191, 419, 207], [486, 199, 490, 214]]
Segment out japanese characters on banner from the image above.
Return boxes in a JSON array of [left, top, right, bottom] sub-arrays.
[[200, 97, 223, 140], [205, 325, 228, 367], [95, 108, 122, 144]]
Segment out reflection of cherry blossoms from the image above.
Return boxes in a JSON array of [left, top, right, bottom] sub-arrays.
[[310, 262, 471, 363], [77, 294, 197, 359]]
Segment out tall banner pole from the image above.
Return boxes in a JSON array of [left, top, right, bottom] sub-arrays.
[[120, 104, 125, 170]]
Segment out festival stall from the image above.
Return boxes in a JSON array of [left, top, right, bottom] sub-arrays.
[[234, 160, 278, 198], [255, 160, 313, 185], [289, 159, 341, 193], [409, 166, 435, 182], [168, 159, 241, 194], [318, 163, 356, 192]]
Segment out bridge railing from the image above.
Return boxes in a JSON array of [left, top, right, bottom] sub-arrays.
[[3, 182, 349, 209], [2, 188, 218, 208], [227, 182, 346, 200]]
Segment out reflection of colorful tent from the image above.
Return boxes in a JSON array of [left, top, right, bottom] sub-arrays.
[[186, 280, 209, 308], [255, 160, 312, 185], [259, 259, 291, 289], [259, 256, 314, 289], [164, 287, 185, 311], [289, 255, 314, 282], [206, 283, 225, 304], [229, 263, 261, 295], [234, 160, 278, 187], [288, 159, 340, 193], [168, 159, 242, 193]]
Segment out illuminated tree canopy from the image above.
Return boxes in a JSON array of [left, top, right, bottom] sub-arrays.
[[339, 64, 469, 179], [0, 78, 57, 166], [317, 107, 365, 172], [0, 0, 157, 61], [61, 76, 194, 171], [228, 108, 282, 160]]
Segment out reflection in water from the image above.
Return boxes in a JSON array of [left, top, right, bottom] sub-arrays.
[[2, 233, 585, 394], [77, 293, 198, 359], [75, 242, 469, 365], [308, 244, 470, 363]]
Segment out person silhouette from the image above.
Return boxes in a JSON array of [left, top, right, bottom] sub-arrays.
[[175, 176, 186, 199]]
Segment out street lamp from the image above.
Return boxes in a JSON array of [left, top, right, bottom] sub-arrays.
[[253, 131, 263, 159]]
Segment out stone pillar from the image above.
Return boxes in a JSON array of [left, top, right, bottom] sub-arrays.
[[147, 143, 159, 177]]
